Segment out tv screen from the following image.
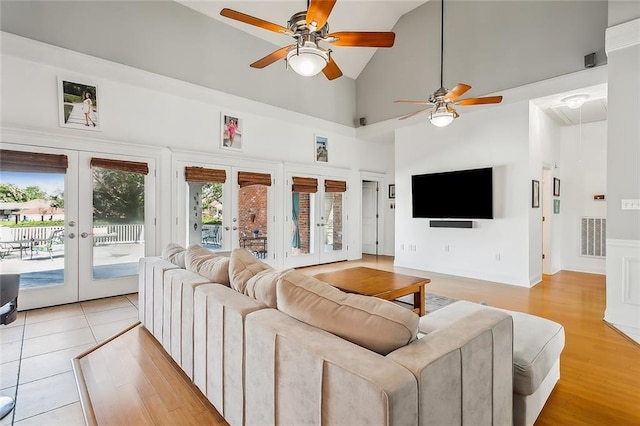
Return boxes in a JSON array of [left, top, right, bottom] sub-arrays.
[[412, 167, 493, 219]]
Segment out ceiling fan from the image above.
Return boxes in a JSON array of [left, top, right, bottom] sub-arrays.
[[394, 0, 502, 127], [220, 0, 395, 80]]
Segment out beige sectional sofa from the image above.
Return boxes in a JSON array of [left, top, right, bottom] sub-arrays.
[[139, 245, 515, 425]]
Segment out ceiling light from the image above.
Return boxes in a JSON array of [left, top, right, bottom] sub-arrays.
[[286, 42, 328, 77], [429, 105, 455, 127], [562, 94, 589, 109]]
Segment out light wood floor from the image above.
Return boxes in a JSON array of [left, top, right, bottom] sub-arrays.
[[76, 256, 640, 425]]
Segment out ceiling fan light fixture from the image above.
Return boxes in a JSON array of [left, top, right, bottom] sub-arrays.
[[562, 94, 589, 109], [429, 105, 455, 127], [286, 42, 328, 77]]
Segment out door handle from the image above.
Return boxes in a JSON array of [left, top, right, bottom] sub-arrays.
[[232, 226, 238, 231], [224, 226, 230, 231], [80, 232, 91, 238], [68, 233, 76, 239]]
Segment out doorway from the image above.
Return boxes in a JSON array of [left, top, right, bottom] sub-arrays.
[[0, 145, 156, 310], [362, 180, 379, 255]]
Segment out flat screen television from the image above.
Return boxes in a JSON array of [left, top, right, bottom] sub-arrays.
[[412, 167, 493, 219]]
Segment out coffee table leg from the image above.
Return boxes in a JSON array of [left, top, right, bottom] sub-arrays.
[[414, 284, 426, 316]]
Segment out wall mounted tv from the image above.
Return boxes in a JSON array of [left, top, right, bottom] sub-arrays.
[[412, 167, 493, 219]]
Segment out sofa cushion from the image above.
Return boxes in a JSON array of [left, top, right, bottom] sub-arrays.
[[185, 245, 230, 286], [229, 248, 273, 293], [161, 243, 186, 268], [276, 270, 419, 355], [244, 269, 291, 308]]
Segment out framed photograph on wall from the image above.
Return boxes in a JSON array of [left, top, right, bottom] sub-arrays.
[[58, 78, 100, 131], [315, 135, 328, 163], [389, 184, 395, 199], [532, 180, 540, 208], [221, 113, 243, 151], [553, 177, 561, 197]]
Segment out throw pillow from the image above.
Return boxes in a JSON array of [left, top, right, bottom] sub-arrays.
[[161, 243, 186, 268], [229, 248, 273, 293], [276, 270, 419, 356], [185, 245, 230, 286], [244, 269, 291, 308]]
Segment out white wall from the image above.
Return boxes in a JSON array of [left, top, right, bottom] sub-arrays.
[[394, 101, 532, 286], [0, 33, 394, 264], [560, 121, 607, 274]]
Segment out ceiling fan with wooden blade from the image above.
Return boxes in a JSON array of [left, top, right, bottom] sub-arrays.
[[220, 0, 396, 80], [394, 0, 502, 126]]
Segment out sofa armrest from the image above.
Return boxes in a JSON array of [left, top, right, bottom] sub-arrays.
[[244, 309, 418, 426], [388, 309, 513, 426]]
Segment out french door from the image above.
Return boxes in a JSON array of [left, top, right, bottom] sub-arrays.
[[1, 145, 155, 310], [180, 163, 274, 264], [284, 174, 348, 268]]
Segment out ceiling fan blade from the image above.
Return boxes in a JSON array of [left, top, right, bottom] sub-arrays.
[[326, 32, 396, 47], [445, 83, 472, 101], [250, 45, 294, 69], [322, 57, 343, 80], [220, 8, 292, 35], [394, 100, 435, 106], [455, 96, 503, 106], [399, 108, 431, 121], [306, 0, 336, 30]]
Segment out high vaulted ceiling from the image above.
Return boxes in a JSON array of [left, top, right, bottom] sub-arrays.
[[177, 0, 429, 79]]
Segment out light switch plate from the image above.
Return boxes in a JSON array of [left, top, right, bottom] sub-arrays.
[[621, 199, 640, 210]]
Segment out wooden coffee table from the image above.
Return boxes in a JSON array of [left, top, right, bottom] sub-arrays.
[[314, 267, 430, 316]]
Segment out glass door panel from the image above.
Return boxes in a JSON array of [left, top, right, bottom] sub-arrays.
[[0, 146, 79, 310], [188, 182, 224, 251], [322, 191, 344, 253], [91, 165, 145, 280], [237, 183, 269, 260]]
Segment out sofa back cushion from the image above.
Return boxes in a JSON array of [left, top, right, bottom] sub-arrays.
[[229, 248, 273, 293], [276, 270, 419, 355], [244, 269, 291, 308], [162, 243, 187, 268], [185, 245, 230, 286]]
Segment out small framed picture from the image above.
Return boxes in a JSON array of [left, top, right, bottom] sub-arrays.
[[315, 135, 328, 163], [532, 180, 540, 208], [221, 113, 243, 151], [553, 178, 560, 197], [553, 199, 560, 214], [58, 78, 100, 131], [389, 184, 395, 199]]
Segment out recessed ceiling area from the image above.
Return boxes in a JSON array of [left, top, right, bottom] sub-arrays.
[[532, 84, 607, 126], [176, 0, 428, 79]]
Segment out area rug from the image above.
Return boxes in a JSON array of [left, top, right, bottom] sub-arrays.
[[425, 293, 460, 315]]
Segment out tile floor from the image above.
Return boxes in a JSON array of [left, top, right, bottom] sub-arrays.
[[1, 294, 139, 425]]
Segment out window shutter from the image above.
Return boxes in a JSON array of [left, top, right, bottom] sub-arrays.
[[324, 179, 347, 192], [0, 150, 68, 173], [90, 158, 149, 175], [237, 171, 272, 188], [292, 176, 318, 193], [185, 167, 227, 183]]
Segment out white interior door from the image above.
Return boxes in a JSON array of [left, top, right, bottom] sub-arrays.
[[362, 181, 378, 255], [77, 152, 155, 301], [285, 175, 348, 268], [182, 164, 273, 264], [2, 145, 153, 309]]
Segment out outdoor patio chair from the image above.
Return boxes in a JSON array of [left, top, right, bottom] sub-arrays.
[[0, 243, 12, 260], [33, 229, 64, 260]]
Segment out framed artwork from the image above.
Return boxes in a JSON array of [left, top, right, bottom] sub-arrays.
[[58, 78, 100, 131], [553, 178, 561, 197], [553, 199, 560, 214], [532, 180, 540, 208], [221, 113, 243, 150], [389, 184, 395, 199], [315, 135, 328, 163]]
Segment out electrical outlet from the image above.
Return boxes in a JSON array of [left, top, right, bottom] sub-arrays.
[[495, 253, 501, 261], [445, 245, 450, 252]]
